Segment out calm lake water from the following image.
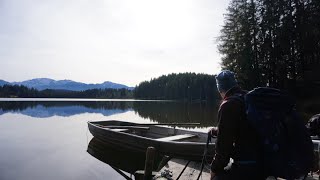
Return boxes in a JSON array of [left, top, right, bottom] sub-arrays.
[[0, 99, 218, 180]]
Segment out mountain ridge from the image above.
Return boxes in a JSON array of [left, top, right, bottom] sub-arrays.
[[0, 78, 134, 91], [0, 80, 9, 86]]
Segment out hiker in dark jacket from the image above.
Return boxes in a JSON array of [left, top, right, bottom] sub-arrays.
[[209, 70, 263, 180]]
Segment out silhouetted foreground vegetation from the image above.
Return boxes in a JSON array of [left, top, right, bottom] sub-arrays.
[[219, 0, 320, 96], [0, 84, 133, 99], [134, 73, 219, 102]]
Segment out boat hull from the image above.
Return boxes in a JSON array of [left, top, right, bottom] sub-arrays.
[[88, 120, 215, 161]]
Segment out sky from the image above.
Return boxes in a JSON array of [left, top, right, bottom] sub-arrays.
[[0, 0, 230, 86]]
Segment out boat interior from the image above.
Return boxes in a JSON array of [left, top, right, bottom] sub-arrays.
[[90, 120, 209, 143]]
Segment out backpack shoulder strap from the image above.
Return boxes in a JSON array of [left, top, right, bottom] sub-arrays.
[[225, 93, 245, 104]]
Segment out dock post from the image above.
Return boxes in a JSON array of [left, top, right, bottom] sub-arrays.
[[144, 146, 156, 180]]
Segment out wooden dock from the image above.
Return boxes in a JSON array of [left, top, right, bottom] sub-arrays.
[[155, 158, 319, 180], [155, 158, 211, 180], [135, 144, 320, 180]]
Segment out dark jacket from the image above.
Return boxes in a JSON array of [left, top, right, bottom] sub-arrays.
[[211, 86, 261, 174]]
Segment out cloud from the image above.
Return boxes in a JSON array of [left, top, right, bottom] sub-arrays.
[[0, 0, 229, 86]]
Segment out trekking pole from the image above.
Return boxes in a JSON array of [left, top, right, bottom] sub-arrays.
[[197, 132, 212, 180]]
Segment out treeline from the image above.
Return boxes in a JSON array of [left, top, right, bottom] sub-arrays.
[[0, 73, 219, 101], [219, 0, 320, 93], [0, 84, 133, 99], [134, 73, 218, 102]]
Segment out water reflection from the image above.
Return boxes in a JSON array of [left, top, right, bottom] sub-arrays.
[[0, 100, 217, 179], [87, 137, 163, 179], [134, 101, 218, 127], [0, 100, 218, 127], [0, 101, 133, 117]]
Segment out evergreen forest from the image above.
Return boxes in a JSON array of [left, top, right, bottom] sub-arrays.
[[133, 73, 218, 102], [218, 0, 320, 96], [0, 84, 133, 99]]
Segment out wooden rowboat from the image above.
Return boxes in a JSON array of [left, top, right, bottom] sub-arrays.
[[87, 120, 215, 161]]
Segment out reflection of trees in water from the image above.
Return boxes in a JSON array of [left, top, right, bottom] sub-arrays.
[[0, 101, 133, 118], [0, 101, 40, 111], [0, 101, 133, 112], [0, 101, 219, 127], [132, 101, 219, 127]]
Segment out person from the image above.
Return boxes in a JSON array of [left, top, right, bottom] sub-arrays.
[[209, 70, 263, 180]]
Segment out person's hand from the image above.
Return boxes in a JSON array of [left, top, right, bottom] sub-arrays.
[[210, 171, 216, 180], [208, 127, 218, 137]]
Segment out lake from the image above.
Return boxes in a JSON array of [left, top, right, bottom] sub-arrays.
[[0, 99, 218, 180]]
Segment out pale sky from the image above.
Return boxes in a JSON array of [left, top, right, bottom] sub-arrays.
[[0, 0, 230, 86]]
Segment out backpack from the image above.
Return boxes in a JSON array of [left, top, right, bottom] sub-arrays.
[[244, 87, 314, 179]]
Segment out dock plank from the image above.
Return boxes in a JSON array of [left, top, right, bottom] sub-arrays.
[[157, 158, 189, 179], [157, 158, 210, 180], [177, 161, 210, 180]]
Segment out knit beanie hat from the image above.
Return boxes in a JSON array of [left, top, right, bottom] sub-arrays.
[[215, 70, 238, 93]]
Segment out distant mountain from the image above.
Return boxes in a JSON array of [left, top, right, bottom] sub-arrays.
[[0, 80, 9, 86], [0, 78, 134, 91]]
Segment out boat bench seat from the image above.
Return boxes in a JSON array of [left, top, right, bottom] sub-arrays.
[[111, 129, 129, 133], [156, 134, 198, 141]]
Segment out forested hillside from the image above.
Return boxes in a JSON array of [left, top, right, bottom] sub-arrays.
[[134, 73, 218, 102], [219, 0, 320, 94]]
